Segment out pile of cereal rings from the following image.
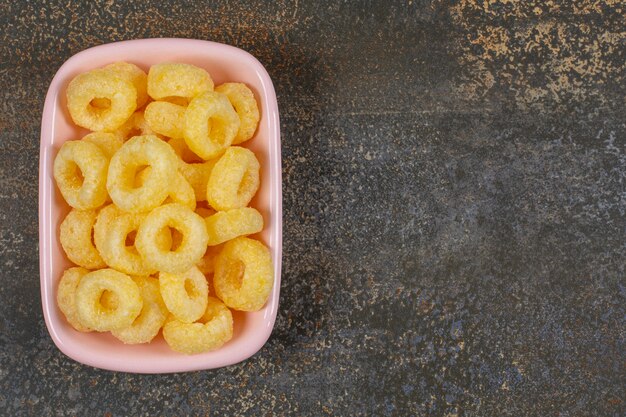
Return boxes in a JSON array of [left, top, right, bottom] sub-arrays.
[[54, 62, 273, 354]]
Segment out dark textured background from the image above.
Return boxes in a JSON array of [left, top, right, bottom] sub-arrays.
[[1, 0, 624, 415]]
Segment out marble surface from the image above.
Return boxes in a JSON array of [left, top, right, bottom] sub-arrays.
[[0, 1, 624, 415]]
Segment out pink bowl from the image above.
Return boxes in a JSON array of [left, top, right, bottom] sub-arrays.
[[39, 39, 282, 373]]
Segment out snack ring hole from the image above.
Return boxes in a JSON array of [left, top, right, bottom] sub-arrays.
[[65, 161, 85, 189], [99, 289, 119, 311], [184, 278, 199, 298], [89, 97, 112, 111], [125, 230, 137, 248]]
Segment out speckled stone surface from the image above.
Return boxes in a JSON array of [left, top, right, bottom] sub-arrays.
[[0, 1, 624, 415]]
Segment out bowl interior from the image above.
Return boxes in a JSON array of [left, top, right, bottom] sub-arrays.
[[40, 39, 281, 373]]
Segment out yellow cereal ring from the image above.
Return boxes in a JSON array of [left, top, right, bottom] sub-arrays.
[[59, 209, 106, 269], [66, 68, 137, 131], [162, 296, 233, 354], [206, 147, 260, 210], [214, 237, 273, 311], [82, 131, 123, 159], [159, 266, 208, 323], [148, 63, 213, 101], [205, 207, 264, 246], [53, 140, 109, 210], [94, 204, 172, 257], [57, 267, 92, 332], [167, 136, 204, 163], [75, 269, 143, 331], [196, 244, 222, 275], [183, 91, 240, 160], [111, 276, 168, 344], [95, 209, 156, 276], [116, 111, 160, 140], [136, 203, 209, 274], [104, 62, 149, 109], [107, 135, 178, 213], [215, 83, 260, 144], [144, 101, 186, 139]]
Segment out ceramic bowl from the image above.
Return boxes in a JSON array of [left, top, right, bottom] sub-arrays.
[[39, 38, 282, 373]]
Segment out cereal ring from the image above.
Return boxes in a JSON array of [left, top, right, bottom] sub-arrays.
[[75, 269, 143, 331], [59, 209, 106, 269], [162, 297, 233, 354], [53, 140, 109, 210], [183, 91, 240, 160], [66, 68, 137, 131], [95, 209, 156, 276], [116, 111, 159, 140], [136, 203, 209, 274], [107, 135, 178, 213], [215, 83, 260, 144], [94, 204, 172, 258], [104, 62, 149, 109], [214, 237, 273, 311], [205, 207, 264, 246], [82, 131, 123, 159], [159, 266, 209, 322], [111, 276, 168, 344], [206, 147, 260, 210], [144, 101, 186, 139], [147, 63, 213, 101], [57, 267, 92, 332]]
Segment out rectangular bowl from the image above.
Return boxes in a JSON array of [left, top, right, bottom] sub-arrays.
[[39, 38, 282, 373]]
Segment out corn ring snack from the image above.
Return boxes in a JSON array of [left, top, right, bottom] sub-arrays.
[[104, 62, 149, 109], [215, 83, 260, 144], [66, 68, 137, 131], [82, 131, 124, 159], [205, 207, 263, 246], [94, 204, 172, 259], [136, 203, 209, 274], [75, 269, 143, 331], [111, 276, 168, 344], [53, 140, 109, 210], [59, 209, 106, 269], [206, 147, 260, 210], [214, 237, 273, 311], [159, 266, 209, 323], [95, 209, 157, 276], [147, 63, 213, 101], [57, 267, 92, 332], [107, 135, 178, 213], [162, 296, 233, 354], [144, 101, 186, 139], [183, 91, 240, 160]]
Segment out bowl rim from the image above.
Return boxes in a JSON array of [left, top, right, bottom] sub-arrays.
[[39, 38, 282, 373]]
